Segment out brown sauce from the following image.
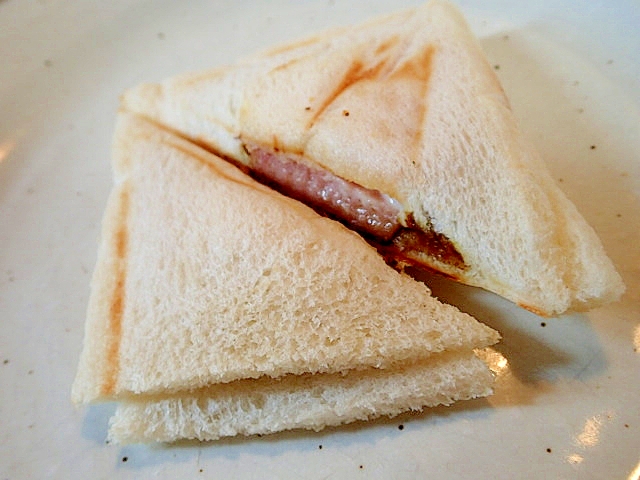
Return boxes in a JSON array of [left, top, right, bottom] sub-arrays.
[[381, 215, 466, 272]]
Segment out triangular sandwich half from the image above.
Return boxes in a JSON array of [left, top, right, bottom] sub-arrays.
[[71, 113, 499, 442], [121, 0, 624, 316]]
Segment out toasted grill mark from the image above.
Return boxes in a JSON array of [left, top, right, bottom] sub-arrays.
[[134, 114, 238, 154], [306, 59, 387, 129], [272, 134, 281, 152], [306, 61, 364, 129], [162, 139, 260, 191], [306, 44, 436, 136], [375, 35, 400, 55], [391, 45, 436, 162], [102, 187, 130, 396], [390, 45, 435, 83], [264, 34, 325, 57], [177, 67, 226, 88], [270, 55, 305, 73]]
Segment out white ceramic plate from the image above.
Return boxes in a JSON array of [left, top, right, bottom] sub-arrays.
[[1, 1, 638, 478]]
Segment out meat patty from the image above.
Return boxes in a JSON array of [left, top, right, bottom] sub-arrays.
[[247, 145, 403, 242]]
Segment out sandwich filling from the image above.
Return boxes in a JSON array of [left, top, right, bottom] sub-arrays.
[[244, 144, 466, 274], [246, 145, 402, 241]]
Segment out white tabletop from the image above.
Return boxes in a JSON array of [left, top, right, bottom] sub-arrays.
[[1, 1, 638, 478]]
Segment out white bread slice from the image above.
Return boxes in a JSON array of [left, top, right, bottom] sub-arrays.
[[71, 112, 498, 405], [121, 0, 624, 316], [108, 350, 492, 444]]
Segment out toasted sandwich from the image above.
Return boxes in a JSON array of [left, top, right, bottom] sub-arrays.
[[121, 0, 624, 316], [72, 113, 499, 443]]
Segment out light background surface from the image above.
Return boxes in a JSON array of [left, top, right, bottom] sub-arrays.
[[1, 1, 638, 478]]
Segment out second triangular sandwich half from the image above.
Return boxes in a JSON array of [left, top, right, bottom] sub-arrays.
[[71, 113, 499, 443], [122, 0, 624, 316]]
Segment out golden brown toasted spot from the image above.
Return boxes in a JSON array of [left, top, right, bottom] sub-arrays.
[[272, 134, 281, 152], [306, 59, 388, 129], [306, 60, 363, 129], [133, 114, 237, 156], [390, 45, 435, 84], [393, 46, 437, 164], [114, 210, 128, 260], [270, 55, 305, 73], [375, 35, 400, 55], [263, 33, 325, 57], [162, 139, 261, 190], [102, 187, 129, 396], [178, 68, 227, 88], [103, 277, 125, 395]]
